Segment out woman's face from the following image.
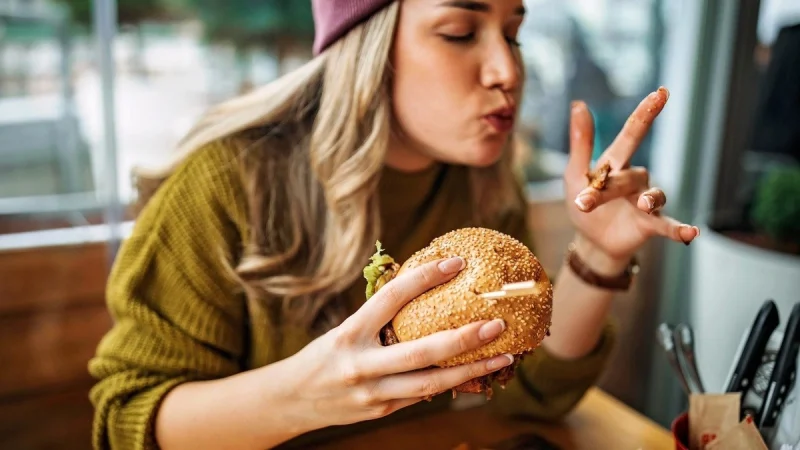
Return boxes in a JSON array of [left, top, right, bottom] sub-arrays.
[[388, 0, 525, 171]]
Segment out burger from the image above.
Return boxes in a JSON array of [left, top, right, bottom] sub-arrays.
[[362, 227, 553, 399]]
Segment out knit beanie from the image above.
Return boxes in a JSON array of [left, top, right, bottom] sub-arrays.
[[312, 0, 397, 55]]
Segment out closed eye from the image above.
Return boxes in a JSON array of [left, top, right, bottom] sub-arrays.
[[441, 33, 521, 47], [441, 32, 475, 43]]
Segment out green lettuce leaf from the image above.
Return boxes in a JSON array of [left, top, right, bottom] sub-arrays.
[[363, 241, 398, 300]]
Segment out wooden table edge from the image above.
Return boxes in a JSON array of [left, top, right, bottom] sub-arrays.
[[316, 387, 675, 450]]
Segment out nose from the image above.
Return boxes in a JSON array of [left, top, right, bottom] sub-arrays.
[[480, 42, 521, 93]]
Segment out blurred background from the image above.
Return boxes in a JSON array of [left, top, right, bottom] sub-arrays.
[[0, 0, 798, 448]]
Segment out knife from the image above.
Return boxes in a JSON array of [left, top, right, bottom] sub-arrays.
[[657, 323, 694, 396], [757, 302, 800, 429], [674, 323, 706, 394], [725, 300, 780, 397]]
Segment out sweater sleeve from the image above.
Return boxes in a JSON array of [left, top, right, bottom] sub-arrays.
[[88, 142, 251, 450], [490, 179, 616, 421]]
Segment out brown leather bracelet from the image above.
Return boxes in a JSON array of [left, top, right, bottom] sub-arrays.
[[565, 242, 639, 291]]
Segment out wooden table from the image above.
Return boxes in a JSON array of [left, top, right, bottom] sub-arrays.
[[318, 388, 674, 450]]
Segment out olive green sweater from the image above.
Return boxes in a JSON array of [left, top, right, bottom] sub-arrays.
[[88, 142, 615, 450]]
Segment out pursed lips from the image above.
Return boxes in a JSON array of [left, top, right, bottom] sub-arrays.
[[483, 105, 515, 133]]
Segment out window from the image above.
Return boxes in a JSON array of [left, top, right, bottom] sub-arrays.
[[710, 0, 800, 255], [0, 0, 315, 239], [516, 0, 667, 183], [0, 0, 107, 236]]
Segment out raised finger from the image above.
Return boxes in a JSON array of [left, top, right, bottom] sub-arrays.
[[641, 214, 700, 245], [565, 101, 596, 182], [575, 167, 650, 212], [373, 354, 514, 401], [358, 319, 506, 377], [602, 87, 669, 169], [636, 187, 667, 214], [348, 257, 465, 337]]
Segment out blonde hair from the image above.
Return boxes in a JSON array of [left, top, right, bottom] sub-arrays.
[[134, 2, 525, 330]]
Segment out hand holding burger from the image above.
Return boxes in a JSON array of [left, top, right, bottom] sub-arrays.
[[364, 227, 553, 399], [276, 228, 552, 434]]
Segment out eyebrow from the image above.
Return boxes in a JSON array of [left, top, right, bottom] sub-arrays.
[[438, 1, 526, 16]]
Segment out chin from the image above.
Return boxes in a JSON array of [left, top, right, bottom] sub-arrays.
[[461, 140, 506, 168], [424, 135, 508, 168]]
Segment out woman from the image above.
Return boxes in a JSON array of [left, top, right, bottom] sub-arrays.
[[88, 0, 699, 449]]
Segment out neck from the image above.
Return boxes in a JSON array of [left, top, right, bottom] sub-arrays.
[[385, 136, 436, 173]]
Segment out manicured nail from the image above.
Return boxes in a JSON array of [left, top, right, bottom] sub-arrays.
[[643, 195, 655, 211], [479, 319, 506, 341], [438, 257, 464, 274], [575, 194, 596, 211], [486, 354, 514, 371]]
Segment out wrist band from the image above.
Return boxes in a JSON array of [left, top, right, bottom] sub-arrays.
[[565, 242, 639, 291]]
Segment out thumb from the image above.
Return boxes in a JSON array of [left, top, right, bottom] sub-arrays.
[[566, 101, 595, 183]]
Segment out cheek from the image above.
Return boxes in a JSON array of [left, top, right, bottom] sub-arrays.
[[392, 23, 478, 140], [392, 57, 464, 139], [389, 28, 506, 166], [393, 78, 455, 147]]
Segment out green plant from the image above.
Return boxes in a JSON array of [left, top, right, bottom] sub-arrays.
[[751, 167, 800, 249]]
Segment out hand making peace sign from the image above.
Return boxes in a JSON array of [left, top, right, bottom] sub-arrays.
[[565, 87, 700, 262]]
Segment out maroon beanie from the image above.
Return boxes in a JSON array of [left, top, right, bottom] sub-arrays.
[[312, 0, 397, 55]]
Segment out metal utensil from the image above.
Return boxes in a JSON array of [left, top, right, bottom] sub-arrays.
[[757, 302, 800, 429], [657, 323, 694, 396], [725, 300, 780, 397], [674, 323, 706, 394]]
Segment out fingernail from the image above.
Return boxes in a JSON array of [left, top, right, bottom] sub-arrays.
[[571, 101, 582, 113], [438, 257, 464, 274], [679, 225, 695, 246], [479, 319, 506, 341], [643, 194, 655, 211], [575, 194, 596, 211], [487, 353, 514, 371]]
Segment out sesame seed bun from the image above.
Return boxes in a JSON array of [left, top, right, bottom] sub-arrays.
[[383, 227, 553, 397]]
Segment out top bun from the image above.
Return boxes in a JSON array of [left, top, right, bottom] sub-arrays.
[[391, 227, 553, 367]]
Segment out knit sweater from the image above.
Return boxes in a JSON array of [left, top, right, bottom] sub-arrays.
[[88, 141, 615, 450]]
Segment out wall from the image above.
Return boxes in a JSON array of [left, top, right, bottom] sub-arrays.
[[0, 241, 111, 449]]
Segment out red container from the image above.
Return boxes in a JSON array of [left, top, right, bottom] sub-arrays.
[[671, 412, 689, 450]]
